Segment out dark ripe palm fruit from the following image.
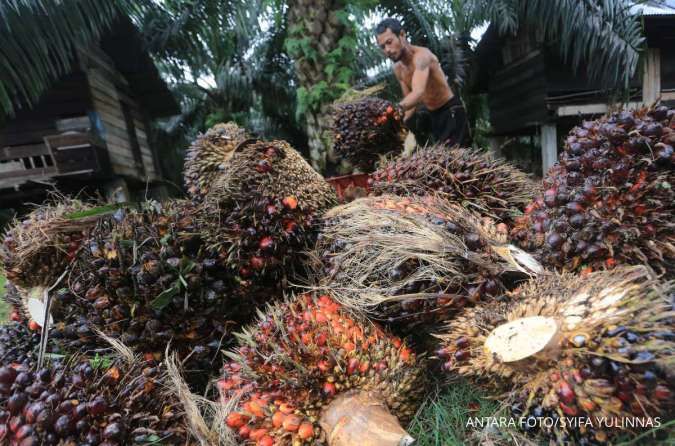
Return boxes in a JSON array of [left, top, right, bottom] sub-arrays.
[[437, 266, 674, 443], [0, 322, 61, 369], [0, 198, 106, 289], [40, 199, 273, 390], [311, 195, 543, 334], [200, 137, 337, 285], [218, 293, 426, 446], [511, 105, 675, 276], [370, 146, 536, 225], [3, 281, 27, 321], [183, 122, 250, 200], [0, 354, 191, 445], [332, 97, 405, 171]]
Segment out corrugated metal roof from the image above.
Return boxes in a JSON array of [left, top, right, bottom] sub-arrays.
[[631, 0, 675, 16]]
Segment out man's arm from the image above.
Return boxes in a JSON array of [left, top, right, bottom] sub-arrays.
[[398, 53, 431, 111], [394, 66, 415, 121]]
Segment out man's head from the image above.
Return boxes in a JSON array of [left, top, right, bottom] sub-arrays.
[[376, 18, 407, 62]]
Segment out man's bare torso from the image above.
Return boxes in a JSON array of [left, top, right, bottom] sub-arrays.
[[395, 46, 453, 111]]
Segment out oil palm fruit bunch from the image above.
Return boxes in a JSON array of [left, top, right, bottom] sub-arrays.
[[370, 146, 536, 224], [332, 97, 405, 171], [183, 122, 250, 200], [0, 353, 191, 445], [511, 105, 675, 276], [44, 199, 269, 387], [199, 137, 337, 285], [437, 266, 675, 444], [217, 292, 426, 446], [0, 198, 108, 289], [312, 195, 543, 333]]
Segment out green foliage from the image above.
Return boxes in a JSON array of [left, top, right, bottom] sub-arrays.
[[285, 8, 357, 118], [89, 353, 114, 370], [0, 0, 146, 117], [476, 0, 644, 87]]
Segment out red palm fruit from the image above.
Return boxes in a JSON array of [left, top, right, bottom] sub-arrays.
[[218, 293, 426, 445]]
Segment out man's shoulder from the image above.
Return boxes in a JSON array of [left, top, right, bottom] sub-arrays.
[[411, 46, 434, 65]]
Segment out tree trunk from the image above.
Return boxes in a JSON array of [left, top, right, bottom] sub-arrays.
[[286, 0, 349, 173]]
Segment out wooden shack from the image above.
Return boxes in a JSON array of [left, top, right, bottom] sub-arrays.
[[473, 1, 675, 176], [0, 17, 179, 209]]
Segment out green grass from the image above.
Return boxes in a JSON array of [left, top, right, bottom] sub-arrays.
[[409, 381, 517, 446], [410, 381, 675, 446]]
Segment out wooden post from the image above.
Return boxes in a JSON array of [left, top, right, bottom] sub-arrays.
[[488, 136, 505, 159], [642, 48, 661, 105], [541, 123, 557, 175]]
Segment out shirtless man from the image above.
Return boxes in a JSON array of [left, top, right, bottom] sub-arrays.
[[375, 18, 470, 146]]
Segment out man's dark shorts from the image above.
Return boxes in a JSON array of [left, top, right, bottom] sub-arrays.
[[429, 95, 471, 146]]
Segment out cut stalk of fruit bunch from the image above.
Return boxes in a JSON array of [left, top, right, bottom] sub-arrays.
[[437, 266, 674, 443], [217, 293, 427, 445], [312, 194, 542, 333]]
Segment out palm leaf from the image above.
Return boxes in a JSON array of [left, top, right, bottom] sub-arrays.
[[481, 0, 645, 87], [0, 0, 147, 117]]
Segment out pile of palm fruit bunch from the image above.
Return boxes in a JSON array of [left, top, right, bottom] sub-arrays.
[[511, 105, 674, 275], [43, 199, 269, 385], [216, 292, 426, 446], [437, 266, 674, 444], [311, 194, 542, 334], [0, 122, 337, 388], [186, 123, 338, 285], [0, 199, 243, 383], [370, 146, 537, 225], [0, 349, 191, 445], [331, 97, 405, 171]]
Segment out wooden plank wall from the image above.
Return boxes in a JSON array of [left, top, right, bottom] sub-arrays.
[[80, 46, 158, 181], [487, 50, 549, 134], [0, 72, 90, 148]]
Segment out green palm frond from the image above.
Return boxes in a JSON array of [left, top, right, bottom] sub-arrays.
[[0, 0, 146, 117], [481, 0, 645, 87]]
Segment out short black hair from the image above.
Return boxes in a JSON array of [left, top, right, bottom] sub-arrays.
[[376, 18, 403, 36]]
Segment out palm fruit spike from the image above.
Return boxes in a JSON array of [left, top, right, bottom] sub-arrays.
[[201, 137, 337, 284], [332, 97, 405, 171], [437, 266, 675, 444], [0, 198, 109, 289], [183, 122, 250, 200], [511, 104, 675, 276], [40, 199, 270, 389], [312, 195, 542, 333], [0, 352, 191, 445], [218, 293, 426, 446], [370, 146, 536, 224]]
